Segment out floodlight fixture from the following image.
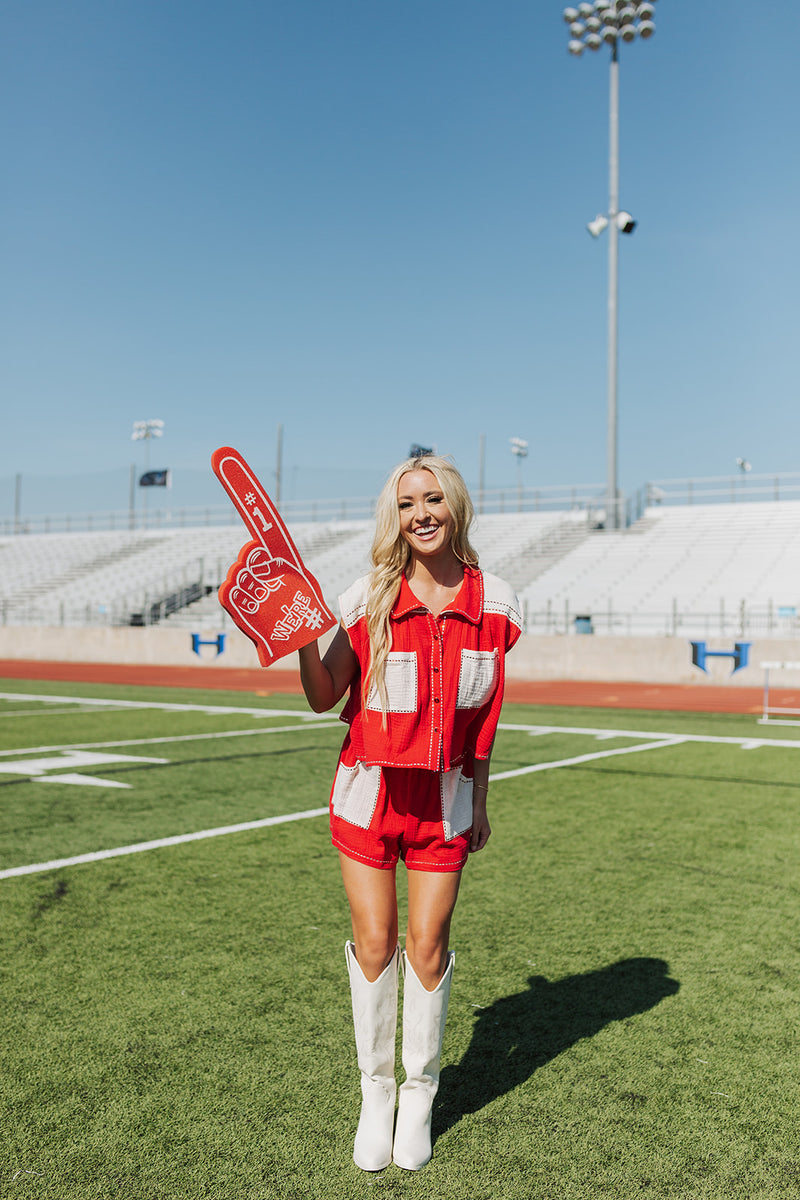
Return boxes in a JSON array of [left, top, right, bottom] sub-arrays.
[[617, 210, 636, 233], [563, 0, 656, 55], [736, 457, 752, 473], [131, 419, 165, 441]]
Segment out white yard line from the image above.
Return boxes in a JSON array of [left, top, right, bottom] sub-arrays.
[[0, 691, 330, 720], [3, 700, 800, 882], [0, 721, 341, 759], [497, 722, 800, 750], [1, 737, 685, 880], [0, 706, 124, 719], [490, 737, 686, 781], [3, 704, 797, 760], [0, 808, 330, 879]]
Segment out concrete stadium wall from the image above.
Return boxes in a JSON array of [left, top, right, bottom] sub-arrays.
[[2, 626, 800, 688]]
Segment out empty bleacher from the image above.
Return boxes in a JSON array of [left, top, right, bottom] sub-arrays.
[[0, 510, 592, 629], [519, 501, 800, 637], [2, 501, 799, 638]]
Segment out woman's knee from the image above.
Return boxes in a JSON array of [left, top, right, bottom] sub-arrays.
[[404, 931, 449, 984], [352, 928, 398, 979]]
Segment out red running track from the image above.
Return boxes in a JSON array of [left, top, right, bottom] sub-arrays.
[[1, 659, 795, 715]]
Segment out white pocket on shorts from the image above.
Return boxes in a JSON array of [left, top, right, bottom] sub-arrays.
[[456, 648, 499, 709], [440, 767, 474, 842], [331, 759, 382, 830], [366, 651, 418, 713]]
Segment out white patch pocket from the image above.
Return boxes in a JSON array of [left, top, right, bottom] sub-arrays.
[[366, 651, 418, 713], [440, 768, 474, 841], [456, 648, 499, 709], [331, 760, 382, 829]]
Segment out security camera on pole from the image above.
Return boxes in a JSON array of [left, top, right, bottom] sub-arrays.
[[564, 0, 657, 530]]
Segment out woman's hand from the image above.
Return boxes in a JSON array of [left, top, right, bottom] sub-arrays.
[[470, 790, 491, 853]]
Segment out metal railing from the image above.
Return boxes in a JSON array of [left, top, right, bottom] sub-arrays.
[[5, 470, 800, 536], [0, 483, 608, 536], [629, 471, 800, 521], [4, 590, 798, 640], [522, 598, 800, 639]]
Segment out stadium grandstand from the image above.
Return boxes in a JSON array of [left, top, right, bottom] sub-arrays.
[[2, 471, 800, 641]]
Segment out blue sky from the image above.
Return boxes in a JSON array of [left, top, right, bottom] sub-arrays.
[[1, 1, 798, 518]]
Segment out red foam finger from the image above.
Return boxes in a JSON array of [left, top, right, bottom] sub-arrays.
[[212, 446, 300, 564], [212, 447, 337, 666]]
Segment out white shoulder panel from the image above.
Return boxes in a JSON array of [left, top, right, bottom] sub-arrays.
[[338, 574, 371, 629], [481, 570, 522, 631]]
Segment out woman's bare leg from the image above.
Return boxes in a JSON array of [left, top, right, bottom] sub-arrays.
[[405, 870, 462, 990], [339, 852, 399, 981]]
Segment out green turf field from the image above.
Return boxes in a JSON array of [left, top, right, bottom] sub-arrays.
[[1, 678, 799, 1199]]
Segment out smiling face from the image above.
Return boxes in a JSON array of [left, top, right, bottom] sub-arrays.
[[397, 468, 456, 560]]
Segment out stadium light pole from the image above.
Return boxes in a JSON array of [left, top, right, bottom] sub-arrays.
[[564, 0, 656, 529], [510, 437, 529, 511], [131, 419, 165, 529]]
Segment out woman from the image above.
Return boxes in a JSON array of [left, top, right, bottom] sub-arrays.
[[298, 454, 521, 1172]]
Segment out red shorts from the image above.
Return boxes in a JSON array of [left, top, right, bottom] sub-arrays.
[[329, 744, 474, 873]]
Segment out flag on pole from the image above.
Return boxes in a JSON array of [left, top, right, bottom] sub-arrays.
[[139, 470, 171, 487]]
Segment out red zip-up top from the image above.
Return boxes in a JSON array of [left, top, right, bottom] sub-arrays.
[[337, 566, 522, 770]]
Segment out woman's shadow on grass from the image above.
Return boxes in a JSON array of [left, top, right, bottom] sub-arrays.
[[435, 957, 679, 1137]]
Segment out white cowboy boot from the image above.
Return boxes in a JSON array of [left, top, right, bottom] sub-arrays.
[[392, 950, 454, 1171], [345, 941, 399, 1172]]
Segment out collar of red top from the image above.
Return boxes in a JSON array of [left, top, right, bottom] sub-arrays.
[[391, 565, 483, 624]]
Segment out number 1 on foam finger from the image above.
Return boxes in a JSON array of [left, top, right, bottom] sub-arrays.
[[250, 506, 273, 534]]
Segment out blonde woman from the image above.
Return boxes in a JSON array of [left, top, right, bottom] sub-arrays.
[[298, 454, 521, 1172]]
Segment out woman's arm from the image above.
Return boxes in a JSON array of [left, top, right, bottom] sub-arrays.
[[298, 624, 359, 713], [470, 755, 492, 853]]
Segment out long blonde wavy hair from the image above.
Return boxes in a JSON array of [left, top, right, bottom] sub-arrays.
[[363, 455, 479, 717]]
